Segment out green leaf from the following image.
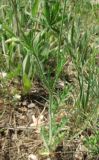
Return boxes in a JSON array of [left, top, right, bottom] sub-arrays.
[[7, 64, 21, 79], [23, 73, 31, 92], [23, 54, 31, 75], [32, 0, 39, 17], [44, 1, 51, 25]]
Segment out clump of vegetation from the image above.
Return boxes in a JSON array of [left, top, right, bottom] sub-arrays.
[[84, 130, 99, 159], [0, 0, 99, 159]]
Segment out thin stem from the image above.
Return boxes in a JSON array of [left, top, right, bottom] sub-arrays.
[[53, 0, 67, 90], [11, 0, 20, 36], [48, 92, 53, 146], [10, 0, 21, 62], [35, 55, 49, 90], [57, 0, 67, 61], [48, 0, 67, 146]]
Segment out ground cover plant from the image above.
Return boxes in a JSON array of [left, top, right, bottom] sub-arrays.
[[0, 0, 99, 160]]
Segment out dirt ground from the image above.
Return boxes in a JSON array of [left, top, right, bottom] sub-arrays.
[[0, 76, 98, 160]]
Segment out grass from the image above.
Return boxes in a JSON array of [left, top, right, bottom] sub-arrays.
[[0, 0, 99, 159]]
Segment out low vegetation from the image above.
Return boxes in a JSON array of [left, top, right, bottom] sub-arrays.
[[0, 0, 99, 160]]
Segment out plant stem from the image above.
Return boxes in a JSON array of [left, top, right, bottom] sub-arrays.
[[53, 0, 67, 90], [48, 92, 53, 146]]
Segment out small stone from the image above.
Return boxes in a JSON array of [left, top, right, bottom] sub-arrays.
[[28, 154, 38, 160]]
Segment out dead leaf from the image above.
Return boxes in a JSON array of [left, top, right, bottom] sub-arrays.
[[30, 114, 44, 133]]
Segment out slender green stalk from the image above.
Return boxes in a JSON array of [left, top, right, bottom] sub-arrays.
[[48, 0, 67, 146], [48, 92, 53, 146], [10, 0, 20, 36], [57, 0, 67, 62], [10, 0, 21, 63], [35, 54, 49, 90], [53, 0, 67, 90]]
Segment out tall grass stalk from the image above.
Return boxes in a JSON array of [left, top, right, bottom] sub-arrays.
[[48, 0, 67, 146], [53, 0, 67, 90]]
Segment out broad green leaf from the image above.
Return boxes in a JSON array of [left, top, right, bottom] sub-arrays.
[[23, 54, 29, 74], [32, 0, 39, 17], [23, 73, 31, 92]]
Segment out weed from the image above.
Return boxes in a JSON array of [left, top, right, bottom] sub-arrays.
[[0, 0, 99, 158]]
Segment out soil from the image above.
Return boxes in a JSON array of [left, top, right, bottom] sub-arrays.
[[0, 68, 98, 160]]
